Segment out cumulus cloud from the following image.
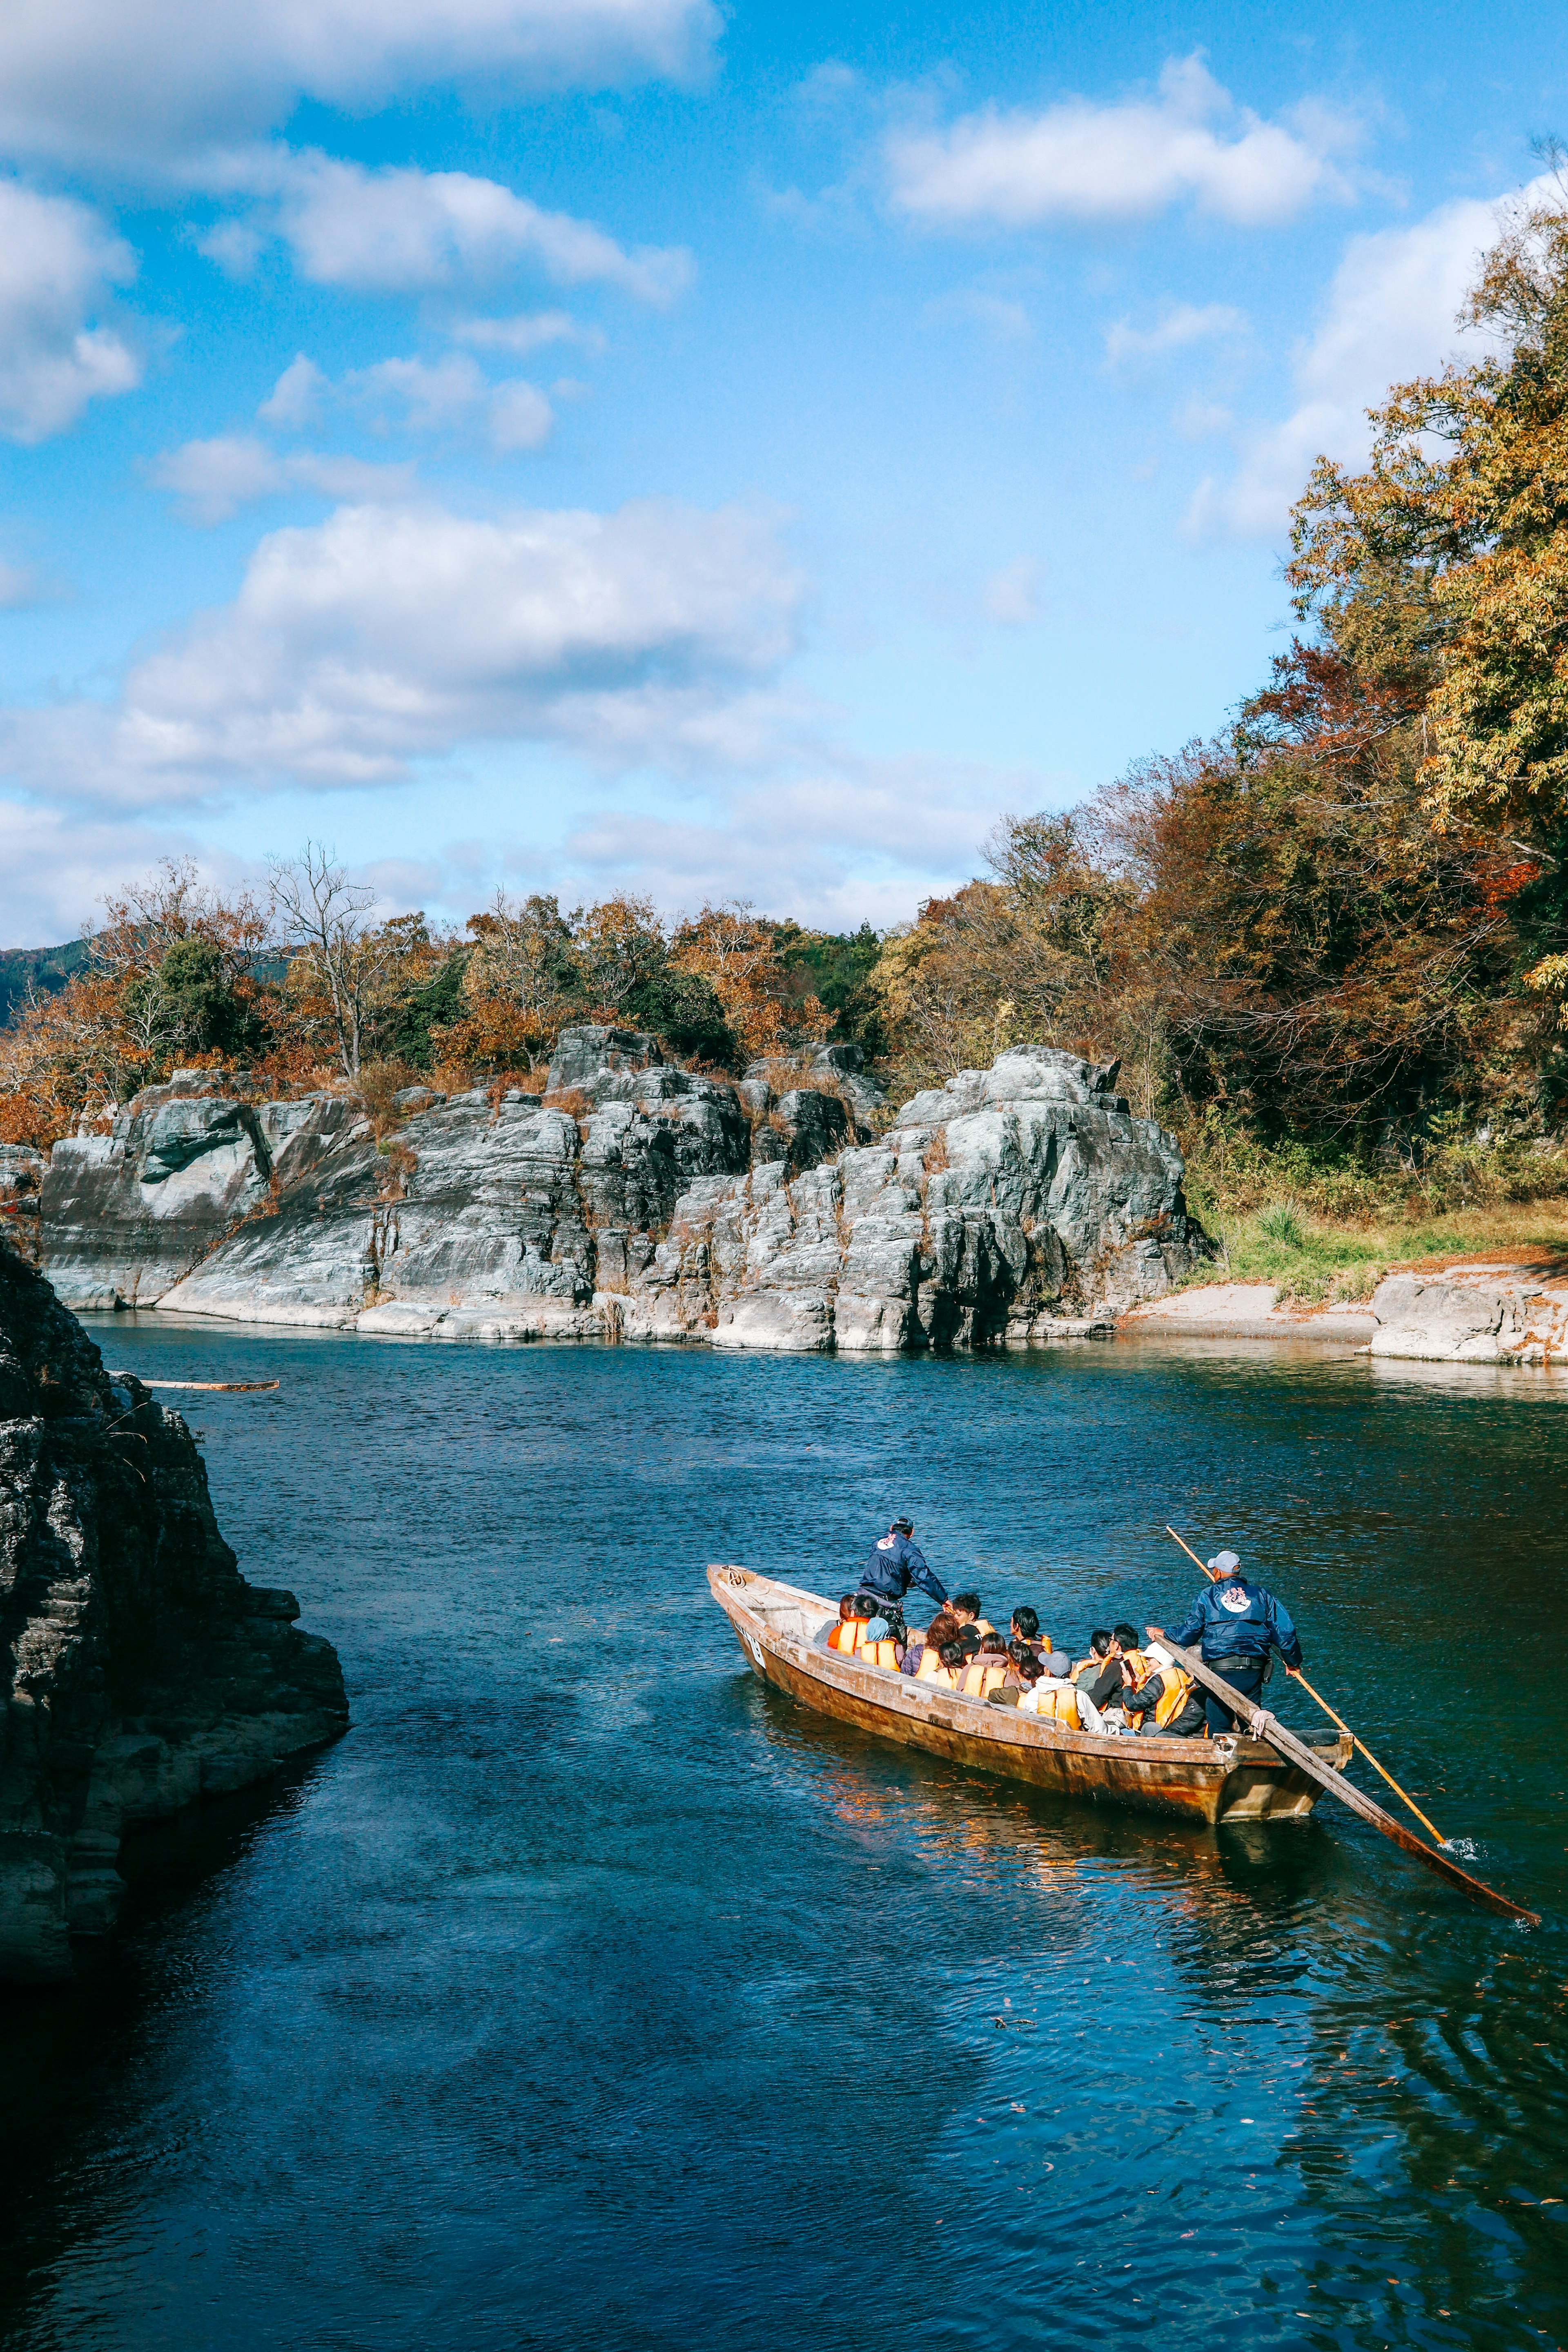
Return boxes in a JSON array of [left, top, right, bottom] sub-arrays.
[[258, 354, 324, 428], [0, 0, 720, 166], [1187, 184, 1526, 539], [1, 497, 804, 808], [981, 557, 1041, 626], [452, 309, 604, 355], [888, 53, 1351, 230], [0, 180, 139, 443], [254, 350, 555, 456], [147, 435, 418, 524], [198, 148, 692, 303], [0, 558, 41, 607], [560, 751, 1038, 928], [1105, 300, 1244, 364]]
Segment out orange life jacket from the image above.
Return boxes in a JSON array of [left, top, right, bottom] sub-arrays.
[[962, 1657, 1008, 1698], [1123, 1650, 1195, 1731], [827, 1618, 866, 1655], [914, 1646, 946, 1682], [861, 1636, 901, 1670], [1029, 1682, 1082, 1729]]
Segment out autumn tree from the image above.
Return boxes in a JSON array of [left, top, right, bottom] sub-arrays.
[[267, 846, 450, 1080]]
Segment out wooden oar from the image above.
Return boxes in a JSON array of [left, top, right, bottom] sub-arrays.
[[1165, 1525, 1448, 1846], [1148, 1629, 1538, 1924]]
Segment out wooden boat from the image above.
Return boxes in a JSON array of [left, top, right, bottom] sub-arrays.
[[708, 1565, 1352, 1825]]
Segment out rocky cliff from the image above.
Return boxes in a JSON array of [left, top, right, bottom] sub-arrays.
[[38, 1029, 1203, 1350], [0, 1245, 348, 1981]]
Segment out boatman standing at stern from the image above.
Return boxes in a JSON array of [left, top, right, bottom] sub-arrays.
[[860, 1517, 948, 1611], [1150, 1548, 1302, 1734]]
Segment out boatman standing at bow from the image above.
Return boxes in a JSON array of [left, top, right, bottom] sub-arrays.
[[859, 1517, 948, 1612], [1150, 1547, 1303, 1734]]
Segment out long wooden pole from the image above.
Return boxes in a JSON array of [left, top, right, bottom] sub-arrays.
[[1164, 1525, 1448, 1846], [1149, 1630, 1537, 1923]]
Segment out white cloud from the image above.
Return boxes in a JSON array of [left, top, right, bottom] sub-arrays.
[[252, 351, 557, 452], [0, 803, 243, 942], [147, 435, 418, 524], [453, 309, 604, 355], [1, 497, 804, 808], [0, 0, 720, 166], [0, 180, 139, 444], [559, 751, 1037, 928], [200, 148, 693, 303], [258, 354, 325, 428], [981, 557, 1041, 626], [1187, 184, 1526, 540], [888, 54, 1351, 230], [1105, 301, 1244, 364]]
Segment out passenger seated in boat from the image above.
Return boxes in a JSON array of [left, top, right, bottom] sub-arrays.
[[1074, 1630, 1127, 1718], [920, 1640, 967, 1691], [858, 1611, 906, 1671], [906, 1608, 960, 1677], [1005, 1638, 1040, 1688], [951, 1590, 994, 1636], [1018, 1653, 1082, 1728], [1009, 1606, 1047, 1657], [826, 1594, 878, 1655], [961, 1631, 1011, 1698], [1120, 1642, 1204, 1737]]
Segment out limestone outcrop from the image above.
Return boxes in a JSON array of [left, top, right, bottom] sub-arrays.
[[36, 1030, 1203, 1350], [0, 1245, 348, 1982], [616, 1045, 1200, 1351], [1370, 1263, 1568, 1366]]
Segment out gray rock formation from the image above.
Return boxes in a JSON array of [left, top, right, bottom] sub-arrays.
[[36, 1031, 1203, 1350], [1370, 1265, 1568, 1365], [618, 1044, 1199, 1352], [0, 1243, 348, 1981]]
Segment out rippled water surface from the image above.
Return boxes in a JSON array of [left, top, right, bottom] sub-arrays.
[[2, 1328, 1566, 2352]]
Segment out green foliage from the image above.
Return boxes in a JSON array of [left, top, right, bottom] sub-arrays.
[[623, 967, 739, 1066], [770, 922, 887, 1055], [385, 946, 471, 1070]]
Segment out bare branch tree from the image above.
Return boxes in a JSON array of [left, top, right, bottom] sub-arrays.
[[267, 844, 394, 1079]]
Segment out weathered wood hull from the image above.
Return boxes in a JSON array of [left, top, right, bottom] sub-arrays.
[[708, 1565, 1350, 1825]]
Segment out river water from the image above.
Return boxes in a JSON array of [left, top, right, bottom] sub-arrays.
[[1, 1327, 1565, 2352]]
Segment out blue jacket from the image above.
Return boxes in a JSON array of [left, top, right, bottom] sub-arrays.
[[859, 1531, 947, 1607], [1171, 1575, 1303, 1669]]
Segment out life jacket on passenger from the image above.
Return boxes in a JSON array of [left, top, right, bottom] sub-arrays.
[[1123, 1651, 1195, 1732], [861, 1634, 902, 1670], [962, 1656, 1008, 1699], [918, 1653, 958, 1689], [827, 1597, 873, 1655], [1030, 1681, 1081, 1729]]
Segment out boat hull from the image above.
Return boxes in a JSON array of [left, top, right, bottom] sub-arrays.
[[708, 1565, 1349, 1825]]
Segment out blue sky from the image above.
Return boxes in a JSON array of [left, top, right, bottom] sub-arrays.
[[0, 0, 1559, 941]]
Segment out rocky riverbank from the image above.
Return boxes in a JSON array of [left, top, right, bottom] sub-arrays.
[[1124, 1258, 1568, 1367], [37, 1029, 1205, 1350], [0, 1245, 348, 1982]]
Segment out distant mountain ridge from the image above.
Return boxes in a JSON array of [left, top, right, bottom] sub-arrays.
[[0, 941, 87, 1029]]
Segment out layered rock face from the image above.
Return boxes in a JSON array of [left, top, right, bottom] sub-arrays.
[[37, 1030, 1202, 1350], [0, 1245, 348, 1980], [617, 1045, 1200, 1351], [1370, 1264, 1568, 1365]]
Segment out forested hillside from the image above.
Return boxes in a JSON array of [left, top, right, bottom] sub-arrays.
[[4, 194, 1568, 1276]]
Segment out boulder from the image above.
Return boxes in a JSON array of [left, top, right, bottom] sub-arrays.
[[1370, 1265, 1568, 1365], [0, 1243, 348, 1981]]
